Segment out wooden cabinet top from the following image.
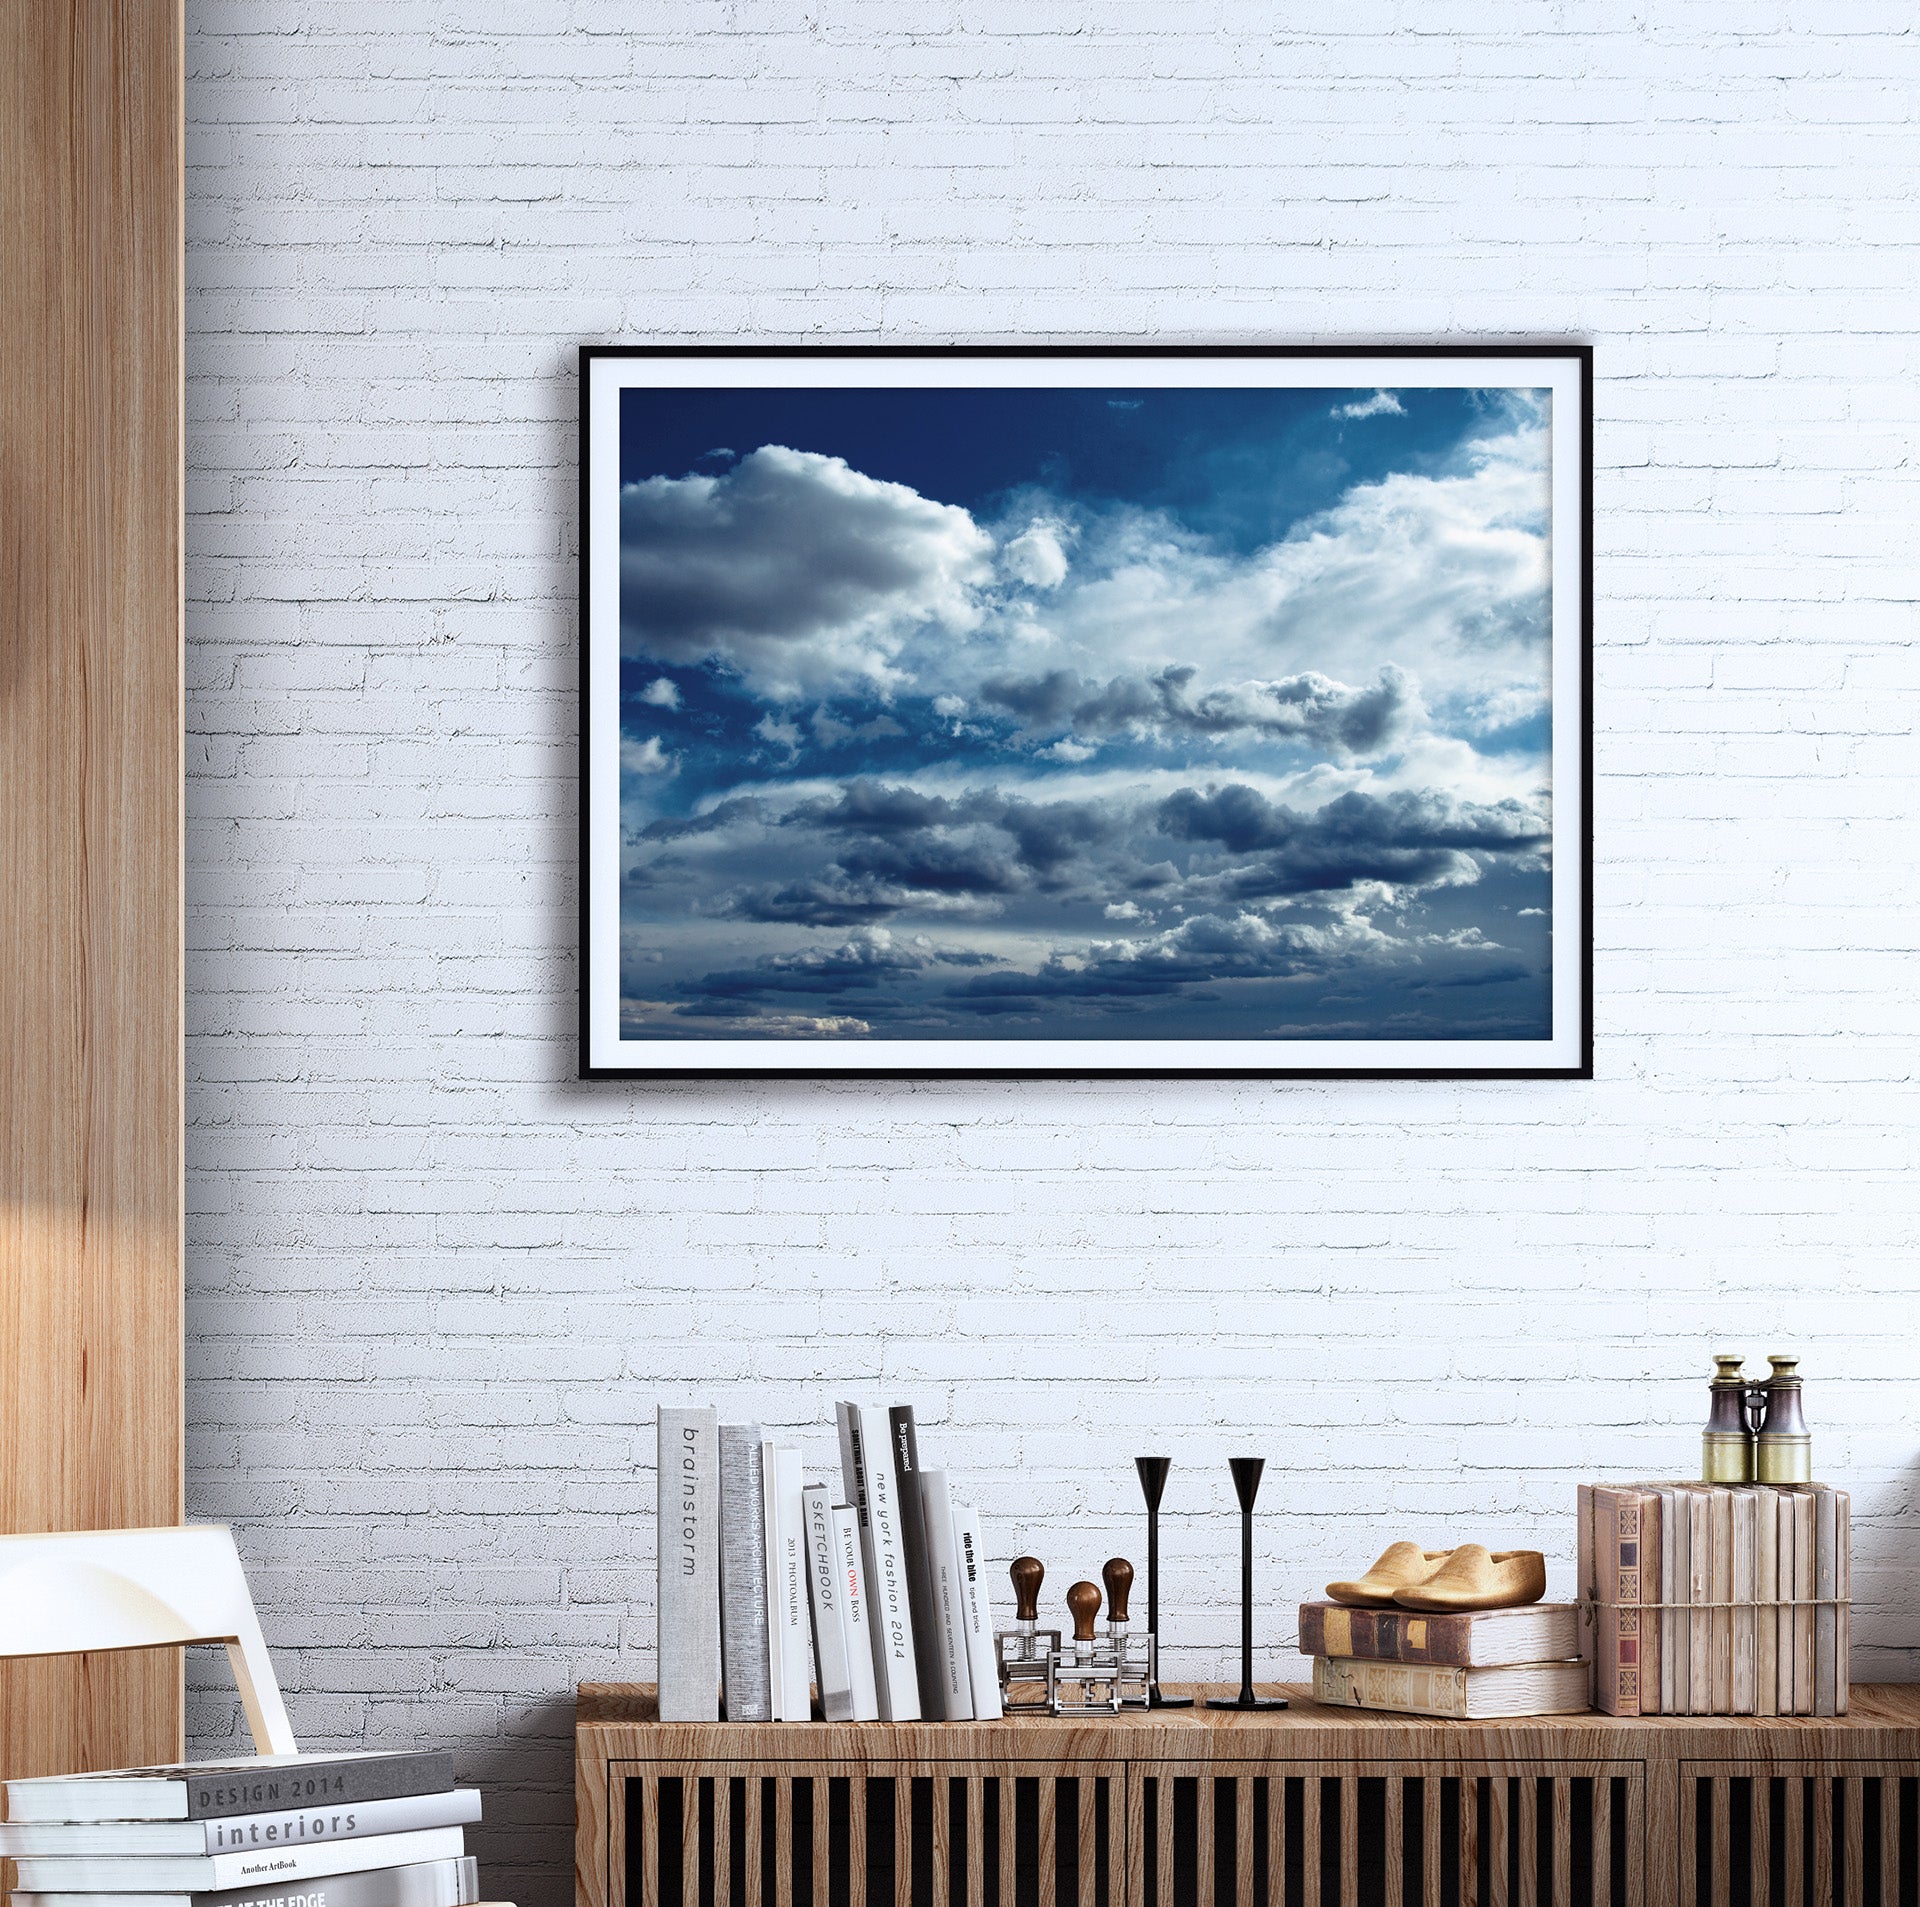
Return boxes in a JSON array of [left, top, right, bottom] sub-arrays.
[[577, 1681, 1920, 1760]]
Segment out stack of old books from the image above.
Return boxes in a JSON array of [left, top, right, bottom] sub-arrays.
[[1298, 1601, 1589, 1718], [1579, 1481, 1850, 1715], [0, 1749, 490, 1907]]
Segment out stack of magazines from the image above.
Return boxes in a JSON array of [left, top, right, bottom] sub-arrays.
[[1, 1750, 492, 1907], [1580, 1481, 1850, 1716], [657, 1401, 1001, 1724]]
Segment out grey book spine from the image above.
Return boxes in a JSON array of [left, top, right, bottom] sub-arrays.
[[888, 1406, 946, 1719], [804, 1485, 854, 1721], [717, 1422, 772, 1723], [657, 1405, 722, 1722]]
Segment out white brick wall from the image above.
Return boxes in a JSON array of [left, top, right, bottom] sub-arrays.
[[184, 4, 1920, 1898]]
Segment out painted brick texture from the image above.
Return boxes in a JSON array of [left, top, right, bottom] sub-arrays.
[[184, 4, 1920, 1900]]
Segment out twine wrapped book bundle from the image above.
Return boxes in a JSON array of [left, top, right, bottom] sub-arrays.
[[1579, 1480, 1851, 1718]]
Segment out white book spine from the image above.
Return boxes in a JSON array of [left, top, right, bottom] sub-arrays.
[[1775, 1489, 1795, 1717], [952, 1504, 1002, 1722], [855, 1404, 921, 1720], [918, 1469, 973, 1719], [804, 1485, 854, 1722], [777, 1447, 814, 1720], [834, 1505, 880, 1721], [656, 1405, 721, 1723], [761, 1435, 787, 1719], [1732, 1487, 1756, 1715]]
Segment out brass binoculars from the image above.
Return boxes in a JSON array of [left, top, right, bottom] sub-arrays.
[[1701, 1353, 1811, 1485]]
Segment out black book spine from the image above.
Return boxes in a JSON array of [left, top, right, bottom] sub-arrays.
[[888, 1405, 945, 1720], [187, 1753, 456, 1821]]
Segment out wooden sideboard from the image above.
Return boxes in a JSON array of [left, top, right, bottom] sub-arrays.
[[577, 1682, 1920, 1907]]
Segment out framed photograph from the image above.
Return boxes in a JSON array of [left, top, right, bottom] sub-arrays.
[[581, 345, 1590, 1078]]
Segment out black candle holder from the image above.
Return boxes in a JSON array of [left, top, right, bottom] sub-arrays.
[[1135, 1457, 1193, 1709], [1207, 1456, 1288, 1712]]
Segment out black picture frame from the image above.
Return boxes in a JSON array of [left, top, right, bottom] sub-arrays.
[[580, 343, 1592, 1081]]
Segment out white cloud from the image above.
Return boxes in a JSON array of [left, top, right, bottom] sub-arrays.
[[754, 713, 803, 756], [1001, 518, 1071, 590], [620, 444, 993, 701], [1333, 389, 1407, 420], [621, 735, 675, 777], [640, 677, 682, 709]]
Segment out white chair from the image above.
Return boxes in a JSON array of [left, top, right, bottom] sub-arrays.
[[0, 1524, 296, 1755]]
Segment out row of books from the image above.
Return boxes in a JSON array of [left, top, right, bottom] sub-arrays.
[[1, 1750, 487, 1907], [1580, 1481, 1851, 1716], [1298, 1600, 1591, 1719], [659, 1402, 1001, 1724]]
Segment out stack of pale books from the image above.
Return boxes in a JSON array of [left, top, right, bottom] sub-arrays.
[[1580, 1481, 1851, 1716], [1299, 1602, 1589, 1718], [658, 1401, 1002, 1724], [1, 1750, 499, 1907]]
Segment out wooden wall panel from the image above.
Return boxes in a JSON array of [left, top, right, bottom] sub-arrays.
[[0, 0, 185, 1791]]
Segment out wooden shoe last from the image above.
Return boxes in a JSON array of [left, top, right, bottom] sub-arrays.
[[1391, 1544, 1546, 1612], [1325, 1541, 1452, 1608]]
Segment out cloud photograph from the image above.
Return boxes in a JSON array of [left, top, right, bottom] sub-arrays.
[[602, 374, 1566, 1052]]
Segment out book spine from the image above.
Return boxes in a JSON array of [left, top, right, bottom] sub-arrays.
[[1711, 1488, 1733, 1715], [760, 1435, 787, 1719], [1827, 1482, 1843, 1720], [918, 1470, 974, 1719], [953, 1504, 1003, 1722], [1774, 1490, 1794, 1717], [1311, 1657, 1470, 1721], [1640, 1490, 1662, 1716], [188, 1854, 480, 1907], [1658, 1487, 1677, 1716], [1732, 1488, 1756, 1716], [657, 1405, 722, 1723], [1755, 1488, 1778, 1719], [1793, 1490, 1816, 1715], [1591, 1487, 1643, 1716], [1688, 1489, 1711, 1715], [1576, 1483, 1593, 1701], [776, 1448, 814, 1721], [1295, 1605, 1491, 1668], [804, 1486, 854, 1722], [857, 1405, 921, 1720], [717, 1423, 771, 1723], [16, 1828, 467, 1893], [834, 1505, 881, 1722], [1298, 1602, 1326, 1657], [1814, 1486, 1839, 1717], [889, 1406, 946, 1720]]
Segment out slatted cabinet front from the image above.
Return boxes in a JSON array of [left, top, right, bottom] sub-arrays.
[[1679, 1764, 1919, 1907], [1134, 1761, 1645, 1907], [610, 1758, 1128, 1907]]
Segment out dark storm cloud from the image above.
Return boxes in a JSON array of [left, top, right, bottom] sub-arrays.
[[678, 933, 1002, 1015], [1159, 784, 1547, 898], [789, 782, 959, 834], [978, 664, 1418, 759], [726, 878, 909, 927], [789, 780, 1117, 887], [639, 795, 771, 841]]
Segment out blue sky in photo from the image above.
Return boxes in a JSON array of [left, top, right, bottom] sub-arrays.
[[613, 381, 1555, 1043]]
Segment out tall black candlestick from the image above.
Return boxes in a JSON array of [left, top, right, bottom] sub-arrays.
[[1135, 1456, 1192, 1709], [1207, 1456, 1288, 1711]]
